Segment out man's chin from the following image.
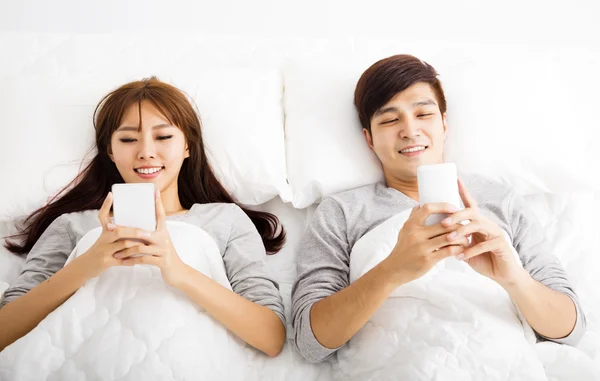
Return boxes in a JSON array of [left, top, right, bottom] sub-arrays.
[[384, 159, 429, 177]]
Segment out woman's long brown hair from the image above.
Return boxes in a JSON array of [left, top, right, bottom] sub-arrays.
[[5, 77, 285, 255]]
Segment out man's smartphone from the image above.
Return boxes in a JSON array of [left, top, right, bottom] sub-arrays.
[[417, 163, 462, 226], [111, 183, 156, 232]]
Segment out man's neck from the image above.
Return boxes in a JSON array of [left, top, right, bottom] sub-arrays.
[[384, 173, 419, 202]]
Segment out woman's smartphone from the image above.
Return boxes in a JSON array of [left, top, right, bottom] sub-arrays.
[[417, 163, 462, 226], [111, 183, 156, 232]]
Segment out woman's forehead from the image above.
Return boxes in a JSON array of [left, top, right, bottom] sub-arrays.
[[120, 100, 171, 126]]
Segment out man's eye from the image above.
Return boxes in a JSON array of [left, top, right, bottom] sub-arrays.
[[417, 113, 433, 118], [381, 119, 398, 125]]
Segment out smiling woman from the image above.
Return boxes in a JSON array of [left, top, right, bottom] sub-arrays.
[[7, 77, 285, 255], [0, 77, 287, 359], [110, 101, 190, 214]]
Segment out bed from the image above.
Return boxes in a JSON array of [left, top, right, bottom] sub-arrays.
[[0, 33, 598, 380]]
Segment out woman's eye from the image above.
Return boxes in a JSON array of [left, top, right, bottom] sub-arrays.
[[157, 135, 173, 141], [119, 138, 136, 143]]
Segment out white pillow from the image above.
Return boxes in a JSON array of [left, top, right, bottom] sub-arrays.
[[283, 46, 600, 207], [440, 47, 600, 195], [283, 60, 383, 208], [0, 34, 289, 219]]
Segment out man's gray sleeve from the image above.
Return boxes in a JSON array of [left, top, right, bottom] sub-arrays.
[[509, 192, 587, 346]]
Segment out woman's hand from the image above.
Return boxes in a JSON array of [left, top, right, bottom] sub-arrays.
[[77, 192, 153, 279], [109, 192, 286, 356], [112, 190, 187, 287]]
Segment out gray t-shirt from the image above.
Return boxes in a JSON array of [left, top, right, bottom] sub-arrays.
[[291, 175, 586, 363], [1, 203, 285, 325]]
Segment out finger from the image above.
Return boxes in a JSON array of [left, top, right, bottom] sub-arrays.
[[424, 221, 465, 240], [109, 239, 146, 254], [432, 244, 465, 262], [155, 190, 167, 230], [461, 236, 505, 260], [428, 233, 471, 252], [450, 221, 493, 241], [415, 203, 460, 225], [98, 192, 113, 229], [110, 226, 154, 244], [114, 244, 160, 259], [458, 178, 478, 209], [405, 206, 421, 228], [121, 255, 161, 267], [441, 208, 478, 227]]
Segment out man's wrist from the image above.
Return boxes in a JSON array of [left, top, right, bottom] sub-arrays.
[[378, 256, 413, 291], [499, 267, 532, 293]]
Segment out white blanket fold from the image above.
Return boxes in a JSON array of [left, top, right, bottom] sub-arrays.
[[335, 210, 548, 381], [0, 221, 252, 381]]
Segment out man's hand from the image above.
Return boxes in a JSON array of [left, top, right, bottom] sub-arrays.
[[442, 178, 528, 287], [385, 202, 470, 285]]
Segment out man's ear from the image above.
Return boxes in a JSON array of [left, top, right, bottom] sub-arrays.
[[363, 128, 375, 152], [442, 113, 448, 140]]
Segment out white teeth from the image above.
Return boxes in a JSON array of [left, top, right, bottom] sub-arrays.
[[400, 146, 426, 153], [136, 167, 162, 174]]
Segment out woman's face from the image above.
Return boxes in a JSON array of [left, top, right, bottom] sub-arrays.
[[108, 100, 189, 193]]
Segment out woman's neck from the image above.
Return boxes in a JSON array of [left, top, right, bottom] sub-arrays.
[[160, 184, 187, 215]]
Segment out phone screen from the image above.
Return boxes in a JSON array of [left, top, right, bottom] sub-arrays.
[[111, 183, 156, 231]]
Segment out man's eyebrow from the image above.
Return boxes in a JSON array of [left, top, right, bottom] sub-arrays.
[[115, 123, 173, 132], [413, 99, 437, 107], [374, 99, 438, 117], [374, 106, 398, 117]]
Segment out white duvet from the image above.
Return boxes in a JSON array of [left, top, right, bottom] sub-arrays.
[[0, 194, 599, 381], [334, 209, 598, 381], [0, 221, 255, 381]]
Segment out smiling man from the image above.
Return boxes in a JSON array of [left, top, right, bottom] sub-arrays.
[[290, 55, 586, 371]]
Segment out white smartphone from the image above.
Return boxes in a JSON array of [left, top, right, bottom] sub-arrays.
[[417, 163, 462, 226], [111, 183, 156, 232]]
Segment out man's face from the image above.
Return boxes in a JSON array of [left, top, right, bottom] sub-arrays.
[[364, 82, 447, 181]]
